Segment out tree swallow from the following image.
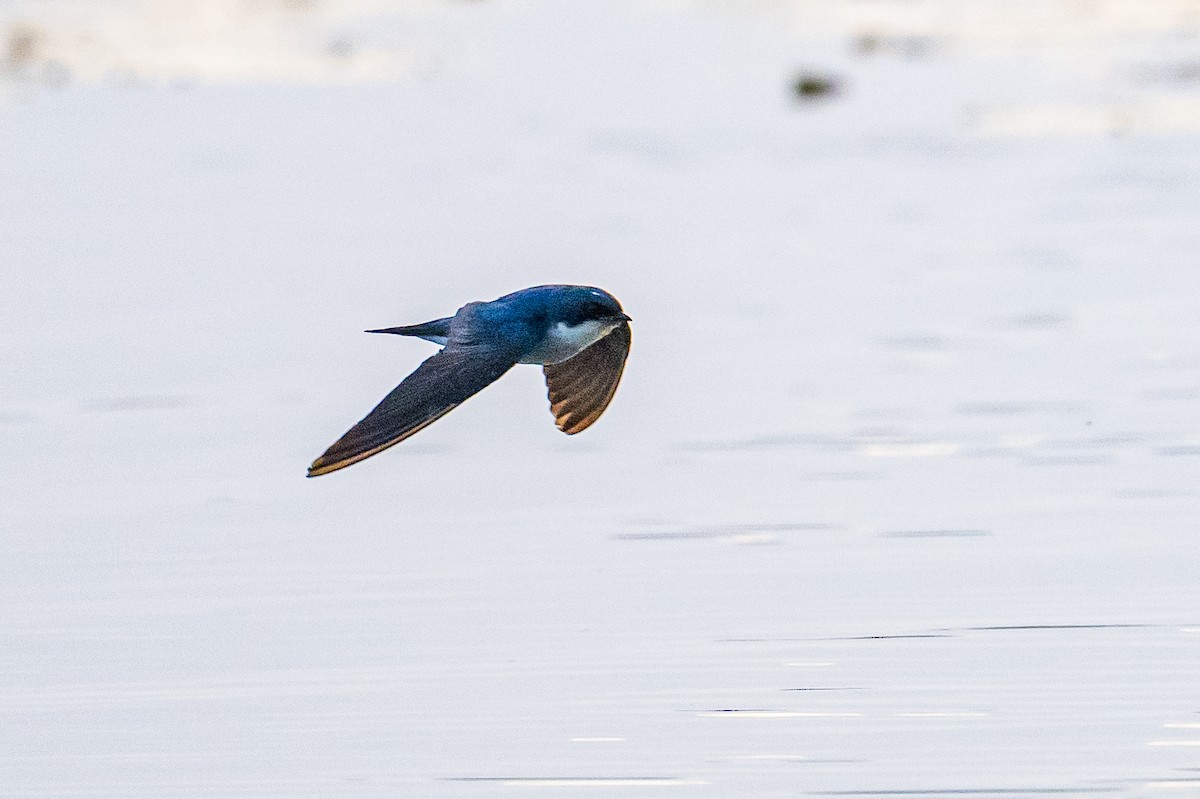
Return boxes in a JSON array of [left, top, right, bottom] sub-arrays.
[[308, 285, 632, 477]]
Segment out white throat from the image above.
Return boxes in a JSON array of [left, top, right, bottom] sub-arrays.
[[521, 319, 618, 365]]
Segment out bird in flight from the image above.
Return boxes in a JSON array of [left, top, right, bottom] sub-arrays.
[[308, 285, 632, 477]]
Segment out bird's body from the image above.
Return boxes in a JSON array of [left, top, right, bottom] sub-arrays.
[[522, 318, 617, 364], [307, 285, 631, 477]]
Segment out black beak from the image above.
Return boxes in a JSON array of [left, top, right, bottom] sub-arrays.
[[616, 313, 632, 323]]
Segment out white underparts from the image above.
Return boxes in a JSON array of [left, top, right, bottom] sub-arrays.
[[520, 319, 618, 365]]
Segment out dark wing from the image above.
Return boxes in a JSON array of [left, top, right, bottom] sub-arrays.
[[543, 321, 631, 435], [308, 311, 521, 476]]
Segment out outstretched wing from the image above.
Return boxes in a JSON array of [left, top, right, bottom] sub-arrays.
[[543, 322, 631, 435], [308, 309, 522, 477]]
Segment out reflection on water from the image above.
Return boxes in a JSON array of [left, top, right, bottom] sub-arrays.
[[81, 394, 193, 412], [449, 777, 711, 786], [614, 522, 840, 541], [810, 790, 1120, 796]]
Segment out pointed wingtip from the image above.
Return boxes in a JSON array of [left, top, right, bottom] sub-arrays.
[[307, 456, 338, 477], [307, 460, 341, 478]]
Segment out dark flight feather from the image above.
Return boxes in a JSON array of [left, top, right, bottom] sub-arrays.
[[543, 322, 631, 435], [308, 308, 522, 476]]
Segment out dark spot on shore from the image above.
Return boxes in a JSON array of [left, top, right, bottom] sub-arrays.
[[853, 31, 937, 59], [5, 22, 43, 71], [4, 21, 70, 85], [791, 71, 843, 102]]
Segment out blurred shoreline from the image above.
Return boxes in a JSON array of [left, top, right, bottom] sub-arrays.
[[5, 0, 1200, 134]]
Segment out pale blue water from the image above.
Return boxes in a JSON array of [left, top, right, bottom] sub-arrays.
[[1, 2, 1198, 796]]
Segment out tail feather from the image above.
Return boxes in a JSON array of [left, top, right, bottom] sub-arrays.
[[366, 317, 453, 341]]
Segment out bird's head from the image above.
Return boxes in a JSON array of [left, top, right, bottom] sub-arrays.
[[550, 286, 631, 329]]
